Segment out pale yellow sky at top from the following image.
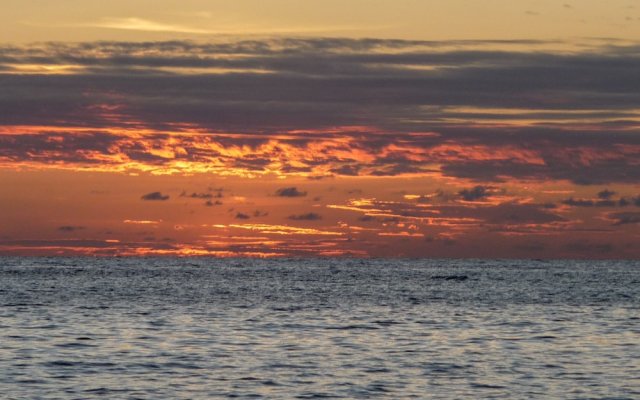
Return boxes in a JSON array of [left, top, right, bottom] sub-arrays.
[[1, 0, 639, 43]]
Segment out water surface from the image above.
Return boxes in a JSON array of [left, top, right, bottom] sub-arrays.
[[1, 258, 638, 399]]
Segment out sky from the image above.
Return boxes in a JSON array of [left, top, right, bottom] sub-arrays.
[[0, 1, 639, 258]]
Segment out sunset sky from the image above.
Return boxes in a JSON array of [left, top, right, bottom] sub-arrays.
[[1, 0, 639, 258]]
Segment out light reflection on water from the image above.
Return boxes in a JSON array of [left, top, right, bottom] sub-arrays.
[[0, 258, 639, 399]]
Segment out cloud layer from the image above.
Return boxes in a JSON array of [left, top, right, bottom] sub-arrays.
[[0, 38, 638, 184]]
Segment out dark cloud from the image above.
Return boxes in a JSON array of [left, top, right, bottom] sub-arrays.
[[439, 151, 640, 185], [275, 187, 307, 197], [561, 195, 634, 208], [340, 197, 564, 227], [288, 213, 322, 221], [3, 42, 640, 114], [181, 191, 214, 199], [204, 200, 222, 207], [595, 200, 617, 207], [424, 236, 457, 246], [480, 204, 564, 225], [3, 40, 640, 122], [57, 226, 85, 232], [561, 198, 593, 207], [3, 41, 640, 122], [330, 165, 361, 176], [141, 192, 170, 201], [597, 189, 616, 199], [253, 210, 269, 217], [1, 39, 640, 185], [458, 186, 496, 201], [235, 212, 250, 220], [609, 212, 640, 225]]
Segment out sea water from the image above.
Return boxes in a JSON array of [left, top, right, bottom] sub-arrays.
[[0, 258, 638, 399]]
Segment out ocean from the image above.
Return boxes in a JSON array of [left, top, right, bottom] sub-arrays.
[[1, 258, 638, 399]]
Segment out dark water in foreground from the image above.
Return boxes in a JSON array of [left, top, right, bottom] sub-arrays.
[[0, 258, 638, 399]]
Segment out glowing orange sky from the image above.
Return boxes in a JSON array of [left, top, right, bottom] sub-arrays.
[[0, 2, 639, 258]]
